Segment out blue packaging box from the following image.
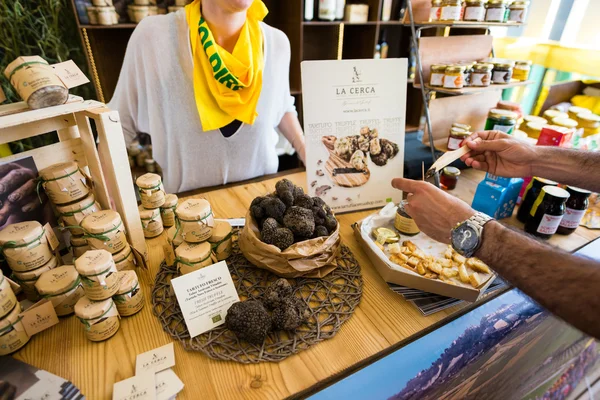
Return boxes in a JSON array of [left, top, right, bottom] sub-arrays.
[[471, 174, 524, 219]]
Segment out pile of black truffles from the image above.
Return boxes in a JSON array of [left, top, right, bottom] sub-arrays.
[[225, 278, 310, 344], [250, 179, 338, 250]]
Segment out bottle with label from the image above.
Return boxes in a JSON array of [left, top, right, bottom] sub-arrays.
[[305, 0, 315, 21], [335, 0, 345, 20], [517, 177, 558, 222], [524, 186, 570, 239], [318, 0, 336, 21], [557, 186, 592, 235], [382, 0, 393, 21], [395, 201, 420, 236], [484, 109, 518, 134], [380, 32, 389, 59]]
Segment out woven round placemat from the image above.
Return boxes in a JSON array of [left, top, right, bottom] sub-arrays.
[[151, 232, 363, 364]]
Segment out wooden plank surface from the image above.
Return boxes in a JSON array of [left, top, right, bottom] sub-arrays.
[[0, 98, 102, 130], [12, 170, 599, 399]]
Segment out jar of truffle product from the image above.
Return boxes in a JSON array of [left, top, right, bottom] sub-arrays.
[[81, 210, 128, 254], [430, 0, 442, 21], [56, 193, 101, 236], [577, 113, 600, 137], [0, 221, 53, 272], [464, 0, 486, 21], [3, 56, 68, 110], [440, 167, 461, 190], [0, 271, 17, 320], [0, 303, 30, 355], [112, 245, 136, 271], [12, 256, 58, 302], [113, 271, 144, 316], [208, 220, 233, 261], [136, 173, 166, 209], [395, 201, 420, 236], [139, 206, 164, 238], [87, 6, 98, 24], [74, 297, 120, 342], [447, 127, 470, 151], [525, 186, 570, 239], [557, 186, 592, 235], [543, 109, 568, 121], [429, 64, 447, 87], [485, 0, 507, 22], [175, 242, 213, 275], [484, 109, 518, 134], [35, 265, 85, 316], [458, 62, 476, 86], [144, 158, 157, 173], [167, 226, 184, 253], [471, 63, 493, 87], [508, 0, 529, 23], [491, 61, 514, 84], [97, 6, 117, 25], [452, 122, 471, 131], [443, 66, 466, 89], [521, 122, 546, 139], [38, 161, 90, 205], [70, 235, 90, 259], [440, 0, 463, 21], [552, 117, 578, 131], [568, 106, 591, 120], [496, 100, 523, 120], [517, 177, 559, 222], [175, 199, 215, 243], [512, 60, 532, 81], [522, 115, 548, 127], [160, 194, 178, 227], [75, 249, 119, 300]]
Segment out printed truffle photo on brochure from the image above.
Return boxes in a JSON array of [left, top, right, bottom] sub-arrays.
[[301, 58, 407, 213]]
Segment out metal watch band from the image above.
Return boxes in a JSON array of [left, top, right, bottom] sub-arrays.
[[468, 212, 493, 231]]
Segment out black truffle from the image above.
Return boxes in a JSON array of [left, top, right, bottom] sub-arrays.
[[261, 218, 294, 250], [324, 214, 338, 233], [283, 206, 315, 238], [264, 278, 293, 310], [225, 300, 272, 344], [381, 138, 399, 159], [261, 197, 286, 223], [294, 194, 314, 209], [314, 225, 329, 238], [276, 179, 296, 207], [313, 197, 326, 209], [272, 297, 310, 331], [311, 206, 326, 226], [370, 151, 389, 166], [294, 186, 305, 199]]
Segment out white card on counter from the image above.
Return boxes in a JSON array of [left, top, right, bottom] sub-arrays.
[[170, 261, 240, 338], [155, 369, 184, 400], [136, 343, 176, 375], [113, 373, 156, 400]]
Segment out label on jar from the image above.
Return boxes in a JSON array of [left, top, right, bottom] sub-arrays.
[[394, 214, 420, 235], [537, 214, 563, 235], [140, 189, 166, 209], [464, 6, 485, 21], [85, 315, 120, 342], [509, 9, 525, 22], [81, 271, 119, 301], [429, 6, 441, 21], [559, 208, 585, 229], [493, 124, 514, 134], [447, 137, 464, 151], [114, 287, 145, 317], [485, 7, 505, 22], [443, 74, 463, 89], [492, 70, 510, 84], [430, 72, 444, 86], [440, 5, 461, 20], [10, 65, 67, 103], [87, 230, 127, 254], [0, 324, 30, 356], [471, 72, 490, 86]]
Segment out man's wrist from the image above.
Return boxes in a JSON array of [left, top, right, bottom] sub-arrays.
[[530, 146, 551, 177], [474, 220, 502, 261]]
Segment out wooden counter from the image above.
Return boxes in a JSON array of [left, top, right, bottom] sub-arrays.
[[12, 169, 599, 399]]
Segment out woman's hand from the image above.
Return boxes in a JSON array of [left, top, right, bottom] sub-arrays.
[[460, 130, 539, 178]]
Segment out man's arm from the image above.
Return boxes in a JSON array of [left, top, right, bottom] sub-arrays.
[[531, 146, 600, 192], [278, 112, 306, 164]]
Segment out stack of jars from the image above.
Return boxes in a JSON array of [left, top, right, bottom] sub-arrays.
[[429, 59, 530, 90], [0, 268, 27, 355], [136, 173, 173, 240], [430, 0, 530, 24]]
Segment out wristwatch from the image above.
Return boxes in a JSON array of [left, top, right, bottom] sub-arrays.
[[450, 212, 493, 258]]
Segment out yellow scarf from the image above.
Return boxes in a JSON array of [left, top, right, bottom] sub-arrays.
[[185, 0, 268, 131]]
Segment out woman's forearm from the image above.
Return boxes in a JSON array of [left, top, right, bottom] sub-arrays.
[[278, 112, 306, 164], [532, 146, 600, 192]]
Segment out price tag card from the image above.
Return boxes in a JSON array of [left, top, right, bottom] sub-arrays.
[[113, 373, 156, 400], [136, 343, 175, 375], [155, 369, 184, 400], [170, 261, 240, 338], [20, 299, 59, 336], [52, 60, 90, 89]]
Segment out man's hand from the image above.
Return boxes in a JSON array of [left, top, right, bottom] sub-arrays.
[[391, 178, 475, 244], [460, 130, 539, 178]]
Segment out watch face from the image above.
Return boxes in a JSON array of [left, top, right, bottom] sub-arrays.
[[451, 222, 479, 255]]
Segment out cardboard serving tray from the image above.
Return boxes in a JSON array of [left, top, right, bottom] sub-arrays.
[[353, 220, 495, 302]]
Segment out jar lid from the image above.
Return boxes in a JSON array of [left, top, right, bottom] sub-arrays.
[[209, 220, 233, 243], [489, 109, 519, 120], [493, 61, 515, 68], [138, 205, 160, 220], [112, 245, 133, 264], [457, 61, 476, 67], [497, 100, 521, 112], [488, 0, 507, 4], [39, 161, 80, 181], [473, 63, 493, 72], [430, 64, 447, 72], [569, 106, 591, 115], [543, 109, 568, 120], [13, 256, 58, 281], [442, 0, 462, 5], [552, 117, 578, 129], [443, 167, 461, 177], [0, 303, 22, 333], [510, 1, 529, 5], [526, 122, 546, 132], [523, 115, 547, 125], [97, 6, 116, 12], [533, 176, 558, 186], [35, 265, 79, 296], [566, 186, 592, 196], [542, 185, 570, 200], [116, 270, 139, 294], [81, 210, 123, 234], [577, 112, 600, 122], [162, 194, 178, 208], [515, 60, 532, 67], [4, 56, 49, 80], [75, 249, 115, 276], [175, 199, 212, 221], [450, 127, 470, 137], [136, 173, 162, 189], [167, 226, 184, 246], [446, 66, 467, 73], [175, 241, 211, 264], [70, 235, 88, 247], [144, 159, 155, 165], [55, 193, 97, 215], [452, 122, 472, 131], [431, 0, 443, 4], [74, 296, 114, 320], [0, 221, 45, 246]]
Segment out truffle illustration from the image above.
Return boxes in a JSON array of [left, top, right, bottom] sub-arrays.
[[272, 297, 310, 331], [357, 135, 370, 152], [311, 180, 317, 188], [316, 170, 324, 177], [360, 126, 370, 135], [261, 218, 294, 250], [381, 138, 399, 158], [315, 185, 332, 197], [314, 225, 329, 238], [370, 151, 388, 166], [225, 300, 272, 344], [283, 206, 315, 238], [263, 278, 293, 310], [369, 138, 382, 156], [334, 136, 358, 161], [294, 194, 314, 209], [276, 179, 296, 207], [350, 150, 367, 171]]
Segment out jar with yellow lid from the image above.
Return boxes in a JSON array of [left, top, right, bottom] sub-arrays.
[[70, 235, 90, 259], [513, 60, 532, 81], [491, 61, 515, 84], [577, 113, 600, 137], [485, 0, 508, 22], [208, 220, 233, 261], [452, 122, 471, 131], [81, 210, 128, 254], [441, 167, 461, 190], [74, 297, 120, 342], [552, 117, 578, 130], [521, 122, 546, 139], [440, 0, 463, 22], [0, 271, 17, 320], [508, 0, 529, 23], [75, 249, 120, 300], [0, 221, 53, 272], [39, 161, 90, 205], [0, 303, 30, 355], [112, 245, 136, 271], [56, 193, 101, 236], [568, 106, 591, 120], [443, 65, 466, 89], [139, 205, 164, 238], [12, 256, 58, 301], [543, 109, 568, 121], [522, 115, 548, 126], [471, 63, 493, 87], [430, 0, 443, 21], [175, 199, 215, 243], [447, 127, 470, 151], [35, 265, 85, 316], [485, 109, 518, 134], [175, 242, 213, 275], [160, 194, 178, 227], [136, 173, 166, 209], [429, 64, 447, 87], [113, 270, 144, 317], [464, 0, 486, 21]]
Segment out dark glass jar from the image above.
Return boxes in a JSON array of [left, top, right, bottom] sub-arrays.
[[517, 177, 558, 222], [556, 186, 592, 235], [524, 186, 570, 239], [440, 167, 460, 190], [394, 201, 420, 236]]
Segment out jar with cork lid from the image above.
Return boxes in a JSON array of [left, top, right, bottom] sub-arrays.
[[208, 220, 233, 261], [75, 249, 120, 300], [12, 256, 58, 301], [160, 194, 178, 227], [56, 193, 101, 236], [74, 297, 120, 342], [139, 206, 164, 238], [113, 270, 144, 316], [0, 303, 30, 355], [81, 210, 128, 254], [0, 221, 53, 272], [112, 245, 136, 271], [175, 242, 213, 275], [70, 235, 90, 259], [0, 271, 17, 319], [175, 199, 215, 243], [38, 161, 90, 205], [136, 173, 166, 209], [35, 265, 85, 316]]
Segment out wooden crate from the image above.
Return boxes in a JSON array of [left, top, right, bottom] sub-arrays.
[[0, 96, 148, 263]]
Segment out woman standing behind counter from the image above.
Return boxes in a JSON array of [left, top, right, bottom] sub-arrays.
[[108, 0, 305, 193]]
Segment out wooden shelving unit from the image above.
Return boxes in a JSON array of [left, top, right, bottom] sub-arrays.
[[422, 80, 534, 95]]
